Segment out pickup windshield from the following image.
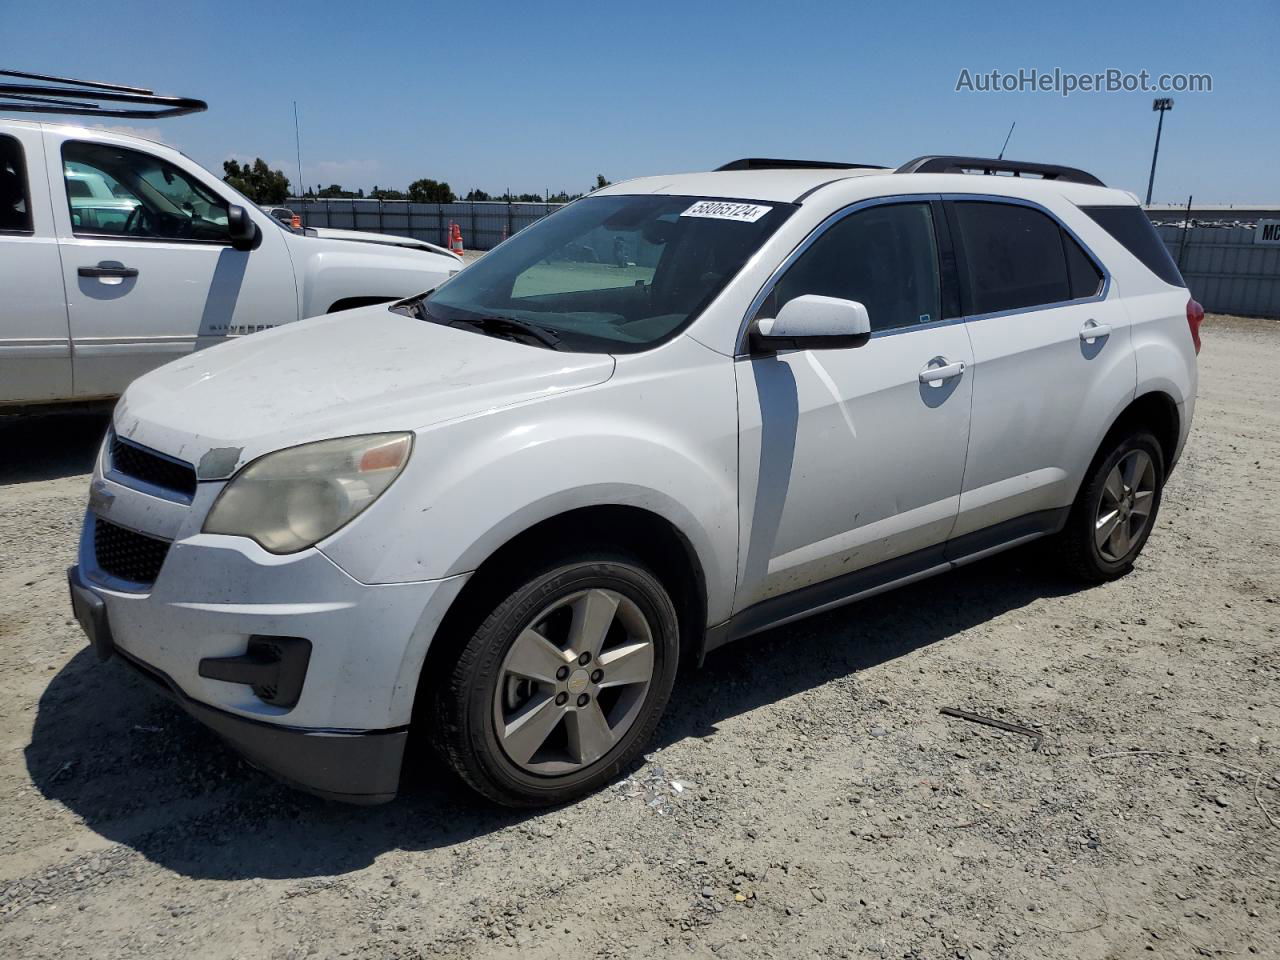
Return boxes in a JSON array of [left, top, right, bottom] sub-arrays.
[[417, 194, 794, 352]]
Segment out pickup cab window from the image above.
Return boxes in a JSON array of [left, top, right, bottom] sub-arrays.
[[0, 134, 32, 233], [62, 141, 230, 243]]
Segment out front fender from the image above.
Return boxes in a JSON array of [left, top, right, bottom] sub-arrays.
[[319, 337, 741, 624]]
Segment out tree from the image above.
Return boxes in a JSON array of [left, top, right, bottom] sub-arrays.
[[369, 186, 407, 200], [222, 158, 291, 204], [464, 188, 491, 201], [316, 184, 361, 199], [594, 174, 611, 191], [407, 178, 455, 203]]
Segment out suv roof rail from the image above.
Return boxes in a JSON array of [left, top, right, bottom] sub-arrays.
[[0, 70, 206, 119], [715, 158, 886, 172], [895, 155, 1105, 187]]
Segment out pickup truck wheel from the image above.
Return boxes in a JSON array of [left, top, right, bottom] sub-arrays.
[[1058, 431, 1165, 583], [433, 554, 679, 807]]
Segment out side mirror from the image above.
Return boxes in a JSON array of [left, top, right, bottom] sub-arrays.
[[750, 294, 872, 352], [227, 204, 261, 252]]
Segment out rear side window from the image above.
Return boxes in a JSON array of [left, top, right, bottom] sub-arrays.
[[951, 201, 1107, 314], [952, 201, 1071, 314], [0, 135, 33, 234], [1081, 204, 1184, 287]]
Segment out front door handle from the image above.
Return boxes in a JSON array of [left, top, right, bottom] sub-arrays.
[[919, 358, 965, 384], [78, 263, 139, 279], [1079, 320, 1112, 342]]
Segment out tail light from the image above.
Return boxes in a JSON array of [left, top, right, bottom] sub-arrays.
[[1186, 298, 1204, 354]]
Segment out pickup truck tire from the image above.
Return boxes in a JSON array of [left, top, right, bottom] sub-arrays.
[[1058, 430, 1165, 583], [432, 552, 679, 807]]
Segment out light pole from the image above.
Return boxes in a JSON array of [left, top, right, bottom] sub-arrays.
[[1145, 97, 1174, 205]]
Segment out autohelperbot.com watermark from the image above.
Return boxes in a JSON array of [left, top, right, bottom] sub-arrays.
[[955, 68, 1212, 98]]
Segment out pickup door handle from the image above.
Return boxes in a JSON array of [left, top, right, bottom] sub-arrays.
[[919, 359, 966, 384], [78, 264, 139, 278], [1079, 321, 1112, 342]]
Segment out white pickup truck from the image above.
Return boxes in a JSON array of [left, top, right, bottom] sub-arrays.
[[0, 119, 462, 408]]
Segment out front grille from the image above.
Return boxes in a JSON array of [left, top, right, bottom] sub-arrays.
[[109, 433, 198, 499], [94, 518, 171, 585]]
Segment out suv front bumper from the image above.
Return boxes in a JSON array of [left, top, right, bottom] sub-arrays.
[[69, 564, 409, 804]]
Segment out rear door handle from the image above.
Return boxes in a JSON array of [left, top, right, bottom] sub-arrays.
[[78, 264, 138, 278], [1079, 320, 1111, 342], [919, 359, 965, 384]]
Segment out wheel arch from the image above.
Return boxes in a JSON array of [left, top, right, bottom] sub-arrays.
[[409, 503, 710, 727], [327, 295, 398, 313], [1104, 390, 1180, 475]]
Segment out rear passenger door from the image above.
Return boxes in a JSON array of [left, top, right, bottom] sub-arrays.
[[947, 197, 1134, 544], [0, 127, 71, 403]]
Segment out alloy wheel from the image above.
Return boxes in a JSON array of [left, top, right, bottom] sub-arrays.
[[1095, 449, 1157, 563], [492, 588, 655, 775]]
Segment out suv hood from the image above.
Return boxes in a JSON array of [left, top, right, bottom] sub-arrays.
[[114, 306, 615, 478]]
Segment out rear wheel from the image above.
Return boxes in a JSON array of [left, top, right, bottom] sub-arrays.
[[1058, 431, 1165, 582], [432, 553, 679, 806]]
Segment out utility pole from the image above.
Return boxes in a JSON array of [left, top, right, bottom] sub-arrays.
[[1145, 98, 1174, 205], [293, 100, 303, 203]]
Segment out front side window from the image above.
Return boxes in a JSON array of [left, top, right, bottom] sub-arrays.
[[0, 135, 33, 233], [62, 141, 230, 242], [421, 194, 794, 353], [755, 201, 942, 334]]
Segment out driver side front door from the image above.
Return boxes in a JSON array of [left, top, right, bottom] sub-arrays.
[[734, 198, 974, 627], [44, 132, 297, 399]]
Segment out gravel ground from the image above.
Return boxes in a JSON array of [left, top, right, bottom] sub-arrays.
[[0, 314, 1276, 960]]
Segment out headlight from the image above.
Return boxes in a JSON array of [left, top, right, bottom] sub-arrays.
[[203, 433, 413, 554]]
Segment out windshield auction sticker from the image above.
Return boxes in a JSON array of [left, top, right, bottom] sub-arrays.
[[680, 201, 773, 223]]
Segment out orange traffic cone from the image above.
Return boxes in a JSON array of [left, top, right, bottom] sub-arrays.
[[451, 222, 464, 256]]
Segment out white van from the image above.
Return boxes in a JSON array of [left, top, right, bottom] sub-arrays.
[[0, 120, 461, 408]]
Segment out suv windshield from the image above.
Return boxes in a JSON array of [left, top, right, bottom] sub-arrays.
[[415, 194, 794, 352]]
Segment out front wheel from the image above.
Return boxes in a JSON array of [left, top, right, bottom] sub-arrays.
[[1058, 431, 1165, 582], [432, 553, 679, 806]]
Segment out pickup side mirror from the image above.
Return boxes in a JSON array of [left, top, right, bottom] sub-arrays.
[[227, 204, 261, 252], [750, 294, 872, 352]]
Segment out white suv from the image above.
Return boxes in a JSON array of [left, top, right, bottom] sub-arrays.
[[67, 155, 1201, 806]]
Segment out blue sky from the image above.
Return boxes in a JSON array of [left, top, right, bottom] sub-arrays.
[[6, 0, 1276, 202]]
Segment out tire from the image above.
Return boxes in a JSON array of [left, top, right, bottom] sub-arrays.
[[1058, 430, 1165, 583], [431, 552, 679, 807]]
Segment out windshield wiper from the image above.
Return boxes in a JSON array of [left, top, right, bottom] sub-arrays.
[[391, 292, 433, 321], [449, 315, 563, 350]]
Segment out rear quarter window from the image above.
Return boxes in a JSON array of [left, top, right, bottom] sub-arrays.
[[1081, 205, 1184, 287]]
